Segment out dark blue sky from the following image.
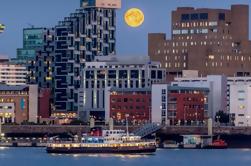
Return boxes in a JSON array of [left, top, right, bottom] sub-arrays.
[[0, 0, 250, 57]]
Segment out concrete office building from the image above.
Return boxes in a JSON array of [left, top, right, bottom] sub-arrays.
[[78, 56, 166, 122], [172, 75, 228, 119], [54, 0, 121, 117], [149, 5, 251, 80], [0, 63, 27, 85], [228, 77, 251, 126]]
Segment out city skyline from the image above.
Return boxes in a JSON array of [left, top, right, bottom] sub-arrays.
[[0, 0, 250, 57]]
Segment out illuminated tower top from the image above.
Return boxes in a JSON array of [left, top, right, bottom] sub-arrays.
[[0, 23, 5, 33], [80, 0, 121, 9]]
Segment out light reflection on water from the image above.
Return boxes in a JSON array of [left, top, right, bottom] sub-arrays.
[[1, 148, 251, 166], [51, 153, 151, 159], [0, 147, 9, 150]]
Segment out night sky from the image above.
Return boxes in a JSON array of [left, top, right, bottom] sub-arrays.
[[0, 0, 250, 58]]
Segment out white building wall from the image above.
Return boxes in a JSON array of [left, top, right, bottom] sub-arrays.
[[151, 84, 167, 124], [229, 84, 251, 126], [28, 85, 38, 123]]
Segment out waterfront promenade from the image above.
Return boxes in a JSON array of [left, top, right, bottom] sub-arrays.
[[2, 125, 251, 136]]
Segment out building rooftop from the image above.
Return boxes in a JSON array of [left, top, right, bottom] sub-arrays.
[[0, 85, 29, 91], [169, 86, 210, 92], [86, 55, 161, 66], [109, 87, 151, 92]]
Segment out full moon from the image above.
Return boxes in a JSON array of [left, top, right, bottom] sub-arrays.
[[124, 8, 144, 28]]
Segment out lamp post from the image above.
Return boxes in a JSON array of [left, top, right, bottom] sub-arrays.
[[216, 115, 220, 126], [125, 114, 129, 137], [246, 115, 250, 127], [195, 105, 199, 126], [184, 106, 187, 126]]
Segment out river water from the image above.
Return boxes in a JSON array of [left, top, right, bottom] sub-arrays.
[[0, 148, 251, 166]]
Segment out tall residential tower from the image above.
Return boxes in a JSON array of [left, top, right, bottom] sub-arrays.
[[53, 0, 121, 118]]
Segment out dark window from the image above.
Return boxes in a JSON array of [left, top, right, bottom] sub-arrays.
[[151, 71, 156, 79], [200, 13, 208, 20], [191, 13, 199, 20], [108, 70, 116, 79], [97, 70, 105, 79], [130, 70, 139, 79], [157, 70, 163, 79], [181, 14, 190, 21], [119, 70, 127, 79], [86, 71, 94, 79], [219, 13, 225, 21]]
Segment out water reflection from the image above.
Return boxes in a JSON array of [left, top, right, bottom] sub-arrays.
[[51, 153, 152, 159], [0, 147, 9, 150]]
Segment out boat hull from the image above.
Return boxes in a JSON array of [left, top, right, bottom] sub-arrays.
[[46, 146, 157, 154]]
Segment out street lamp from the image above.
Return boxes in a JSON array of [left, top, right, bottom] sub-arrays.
[[125, 114, 129, 136], [246, 115, 250, 127], [216, 115, 220, 126]]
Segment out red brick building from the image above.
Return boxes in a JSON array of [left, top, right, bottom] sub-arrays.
[[38, 88, 51, 119], [168, 92, 205, 125], [109, 88, 151, 125]]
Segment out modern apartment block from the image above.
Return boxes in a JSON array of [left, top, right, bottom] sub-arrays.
[[149, 5, 251, 80], [26, 28, 55, 89], [78, 56, 166, 122], [0, 63, 27, 85], [54, 0, 121, 116], [15, 28, 54, 64]]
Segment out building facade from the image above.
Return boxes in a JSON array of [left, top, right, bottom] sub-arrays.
[[228, 77, 251, 126], [0, 85, 38, 124], [23, 28, 55, 89], [15, 28, 54, 64], [152, 84, 209, 125], [79, 56, 166, 122], [54, 0, 121, 116], [172, 75, 227, 119], [0, 63, 27, 85], [107, 88, 151, 125], [149, 5, 251, 79]]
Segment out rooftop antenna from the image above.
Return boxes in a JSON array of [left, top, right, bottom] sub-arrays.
[[27, 23, 35, 28]]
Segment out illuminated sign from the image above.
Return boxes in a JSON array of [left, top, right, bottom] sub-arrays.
[[95, 0, 121, 9], [81, 0, 121, 9], [20, 98, 25, 111]]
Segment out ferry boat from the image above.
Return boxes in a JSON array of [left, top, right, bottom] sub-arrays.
[[46, 130, 157, 154]]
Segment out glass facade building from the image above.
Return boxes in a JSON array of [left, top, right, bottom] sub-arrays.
[[16, 28, 45, 63]]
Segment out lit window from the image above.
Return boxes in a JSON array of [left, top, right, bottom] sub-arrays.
[[208, 55, 214, 60]]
